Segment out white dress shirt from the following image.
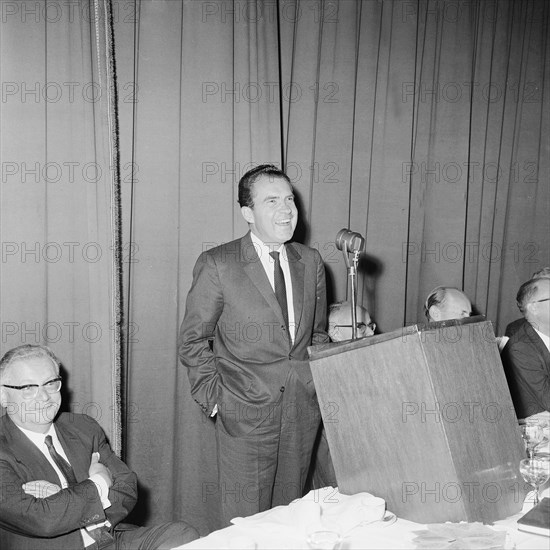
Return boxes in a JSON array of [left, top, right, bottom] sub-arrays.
[[250, 231, 296, 343]]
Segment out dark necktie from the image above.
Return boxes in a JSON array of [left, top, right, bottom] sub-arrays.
[[44, 435, 78, 486], [270, 251, 289, 331]]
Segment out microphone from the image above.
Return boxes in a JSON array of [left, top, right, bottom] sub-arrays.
[[335, 229, 365, 340], [335, 228, 365, 254]]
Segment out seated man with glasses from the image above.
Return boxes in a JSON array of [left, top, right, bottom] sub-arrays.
[[0, 344, 199, 550], [327, 300, 376, 342], [501, 277, 550, 420], [505, 267, 550, 338]]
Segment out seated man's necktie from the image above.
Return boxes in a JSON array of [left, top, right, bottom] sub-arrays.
[[44, 435, 77, 486]]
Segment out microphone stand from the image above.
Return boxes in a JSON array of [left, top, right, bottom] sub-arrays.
[[342, 242, 362, 340], [336, 228, 365, 341]]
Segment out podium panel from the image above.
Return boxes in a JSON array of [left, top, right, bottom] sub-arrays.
[[309, 318, 527, 523]]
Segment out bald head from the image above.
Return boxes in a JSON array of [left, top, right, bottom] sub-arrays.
[[425, 287, 472, 322], [328, 301, 375, 342]]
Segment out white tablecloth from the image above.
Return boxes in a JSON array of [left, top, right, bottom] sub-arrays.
[[173, 484, 550, 550]]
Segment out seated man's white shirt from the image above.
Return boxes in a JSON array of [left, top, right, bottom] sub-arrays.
[[533, 327, 550, 352]]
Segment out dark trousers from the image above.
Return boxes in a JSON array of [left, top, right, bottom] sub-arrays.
[[98, 522, 199, 550], [310, 424, 338, 490], [215, 368, 321, 526]]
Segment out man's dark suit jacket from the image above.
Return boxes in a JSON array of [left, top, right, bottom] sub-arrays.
[[179, 232, 329, 436], [501, 320, 550, 418], [0, 413, 137, 550], [505, 317, 526, 338]]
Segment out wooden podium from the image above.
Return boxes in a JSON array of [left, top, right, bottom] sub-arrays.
[[309, 317, 527, 523]]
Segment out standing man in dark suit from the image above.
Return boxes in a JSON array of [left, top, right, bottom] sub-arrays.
[[0, 344, 199, 549], [501, 277, 550, 419], [179, 164, 329, 525]]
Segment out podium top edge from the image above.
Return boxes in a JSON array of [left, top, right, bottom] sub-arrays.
[[308, 315, 490, 360]]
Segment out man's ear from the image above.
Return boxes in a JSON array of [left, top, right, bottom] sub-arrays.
[[241, 205, 254, 224], [429, 305, 441, 321], [0, 387, 7, 409]]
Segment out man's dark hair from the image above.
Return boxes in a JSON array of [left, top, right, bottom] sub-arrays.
[[516, 278, 542, 314], [424, 286, 449, 319], [532, 266, 550, 279], [238, 164, 291, 208]]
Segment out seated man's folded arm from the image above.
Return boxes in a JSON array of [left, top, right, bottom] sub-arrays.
[[0, 457, 106, 538]]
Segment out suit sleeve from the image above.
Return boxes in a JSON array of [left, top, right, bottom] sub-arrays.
[[93, 418, 138, 526], [311, 249, 330, 346], [178, 251, 223, 415], [0, 417, 137, 538]]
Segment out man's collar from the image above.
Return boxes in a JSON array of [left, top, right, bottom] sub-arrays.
[[17, 423, 56, 446], [249, 231, 285, 255], [532, 325, 550, 350]]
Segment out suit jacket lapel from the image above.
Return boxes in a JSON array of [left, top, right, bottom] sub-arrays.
[[241, 234, 306, 346], [240, 233, 283, 319], [55, 420, 90, 482], [287, 242, 305, 343], [2, 415, 61, 484]]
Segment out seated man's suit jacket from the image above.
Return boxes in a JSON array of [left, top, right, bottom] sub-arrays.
[[501, 320, 550, 418], [179, 232, 329, 436], [0, 412, 137, 550]]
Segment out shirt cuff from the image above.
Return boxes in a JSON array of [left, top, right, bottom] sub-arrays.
[[210, 403, 218, 417], [89, 474, 112, 509]]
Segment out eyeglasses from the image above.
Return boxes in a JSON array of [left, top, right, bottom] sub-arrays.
[[1, 377, 62, 399], [528, 298, 550, 304], [333, 322, 376, 332]]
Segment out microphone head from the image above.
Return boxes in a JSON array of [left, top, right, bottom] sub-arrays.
[[335, 228, 365, 253]]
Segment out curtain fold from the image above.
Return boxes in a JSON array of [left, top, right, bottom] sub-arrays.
[[0, 0, 122, 451]]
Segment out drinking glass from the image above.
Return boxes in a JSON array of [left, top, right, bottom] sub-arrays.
[[306, 530, 341, 550], [519, 457, 550, 505], [519, 421, 546, 458], [306, 521, 342, 550]]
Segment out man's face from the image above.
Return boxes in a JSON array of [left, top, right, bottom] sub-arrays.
[[241, 175, 298, 245], [431, 289, 472, 321], [528, 279, 550, 328], [329, 307, 375, 342], [0, 356, 61, 433]]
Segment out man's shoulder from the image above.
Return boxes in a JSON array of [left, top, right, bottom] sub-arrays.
[[505, 317, 525, 337], [507, 320, 540, 345], [503, 322, 548, 365], [197, 235, 248, 262], [287, 241, 321, 261], [56, 412, 104, 434]]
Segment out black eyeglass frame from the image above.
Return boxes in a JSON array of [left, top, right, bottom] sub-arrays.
[[1, 377, 62, 398], [333, 322, 376, 331]]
